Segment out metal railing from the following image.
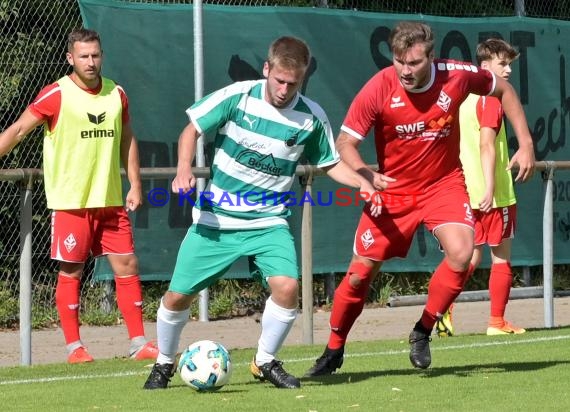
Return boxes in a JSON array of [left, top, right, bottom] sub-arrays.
[[2, 160, 570, 365]]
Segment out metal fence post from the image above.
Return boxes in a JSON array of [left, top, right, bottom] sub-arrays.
[[522, 266, 531, 286], [542, 161, 555, 327], [100, 280, 114, 314], [301, 166, 314, 344], [19, 171, 34, 366], [515, 0, 526, 17], [325, 272, 336, 303], [193, 0, 209, 323]]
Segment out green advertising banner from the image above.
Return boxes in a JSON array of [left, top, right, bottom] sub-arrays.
[[78, 0, 570, 280]]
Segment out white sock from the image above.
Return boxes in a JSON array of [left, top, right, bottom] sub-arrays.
[[156, 298, 190, 364], [255, 296, 297, 365], [129, 336, 147, 356], [66, 340, 83, 354]]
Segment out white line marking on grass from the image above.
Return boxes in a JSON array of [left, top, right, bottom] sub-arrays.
[[0, 370, 143, 386], [278, 334, 570, 365], [429, 334, 570, 352], [2, 334, 569, 386]]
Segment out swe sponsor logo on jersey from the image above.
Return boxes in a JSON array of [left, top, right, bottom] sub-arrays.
[[395, 121, 425, 139]]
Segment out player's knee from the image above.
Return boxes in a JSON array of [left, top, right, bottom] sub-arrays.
[[447, 248, 473, 271], [268, 277, 298, 308], [123, 255, 139, 274], [59, 262, 84, 277], [110, 254, 139, 276], [279, 278, 299, 299], [455, 256, 473, 272], [163, 291, 194, 311], [348, 273, 363, 288], [347, 262, 375, 289]]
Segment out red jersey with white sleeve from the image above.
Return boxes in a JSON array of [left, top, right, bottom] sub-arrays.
[[27, 76, 130, 129], [476, 95, 503, 131], [341, 59, 496, 194]]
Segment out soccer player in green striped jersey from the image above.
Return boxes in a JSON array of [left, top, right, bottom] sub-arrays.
[[144, 36, 382, 390]]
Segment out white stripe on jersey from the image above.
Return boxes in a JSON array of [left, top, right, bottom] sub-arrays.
[[340, 125, 366, 140], [192, 207, 288, 229], [237, 94, 315, 131], [298, 94, 336, 145], [33, 85, 61, 106], [205, 182, 287, 215], [187, 81, 259, 133]]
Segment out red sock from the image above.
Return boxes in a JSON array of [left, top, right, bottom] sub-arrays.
[[421, 260, 471, 330], [328, 263, 373, 349], [489, 262, 513, 318], [55, 273, 81, 344], [115, 275, 145, 339]]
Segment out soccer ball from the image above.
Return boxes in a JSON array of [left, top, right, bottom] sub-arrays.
[[177, 340, 233, 391]]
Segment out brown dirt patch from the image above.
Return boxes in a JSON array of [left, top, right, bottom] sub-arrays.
[[2, 296, 569, 367]]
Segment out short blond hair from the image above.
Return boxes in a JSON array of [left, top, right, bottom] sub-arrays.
[[267, 36, 311, 71]]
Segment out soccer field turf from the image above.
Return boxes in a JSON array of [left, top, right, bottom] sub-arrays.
[[1, 327, 570, 411]]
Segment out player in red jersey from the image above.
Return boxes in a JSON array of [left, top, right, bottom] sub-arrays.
[[436, 39, 525, 338], [0, 28, 157, 363], [306, 21, 535, 374]]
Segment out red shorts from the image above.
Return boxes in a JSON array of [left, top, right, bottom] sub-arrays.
[[50, 207, 135, 262], [353, 174, 474, 261], [473, 204, 516, 246]]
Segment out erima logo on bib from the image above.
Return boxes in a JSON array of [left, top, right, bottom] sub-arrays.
[[87, 112, 106, 124], [81, 112, 114, 138], [80, 129, 115, 138]]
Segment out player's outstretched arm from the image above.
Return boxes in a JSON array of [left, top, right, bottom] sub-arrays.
[[492, 77, 535, 182], [121, 122, 143, 212], [336, 130, 395, 191], [479, 126, 496, 213], [323, 160, 383, 217], [0, 109, 44, 157], [172, 122, 199, 194], [336, 130, 370, 177]]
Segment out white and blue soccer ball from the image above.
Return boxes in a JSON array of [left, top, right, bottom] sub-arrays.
[[177, 340, 233, 391]]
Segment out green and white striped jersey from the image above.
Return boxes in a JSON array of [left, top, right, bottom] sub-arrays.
[[187, 79, 339, 229]]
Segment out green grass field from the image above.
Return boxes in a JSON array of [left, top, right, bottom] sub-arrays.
[[2, 327, 570, 411]]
